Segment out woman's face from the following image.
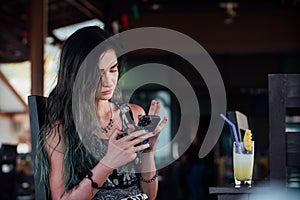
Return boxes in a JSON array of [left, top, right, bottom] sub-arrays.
[[96, 49, 119, 101]]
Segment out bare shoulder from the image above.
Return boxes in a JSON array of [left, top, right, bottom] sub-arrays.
[[128, 103, 145, 115]]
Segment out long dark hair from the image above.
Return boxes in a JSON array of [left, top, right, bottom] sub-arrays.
[[37, 26, 122, 195]]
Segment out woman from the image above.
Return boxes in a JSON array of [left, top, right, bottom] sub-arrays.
[[37, 26, 167, 200]]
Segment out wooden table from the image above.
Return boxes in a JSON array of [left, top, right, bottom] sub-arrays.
[[209, 186, 271, 200]]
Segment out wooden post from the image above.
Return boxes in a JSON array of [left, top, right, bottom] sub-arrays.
[[30, 0, 47, 95]]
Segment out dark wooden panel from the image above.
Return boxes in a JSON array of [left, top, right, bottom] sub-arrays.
[[269, 74, 300, 184], [209, 187, 269, 194], [286, 97, 300, 108], [286, 75, 300, 108], [269, 74, 287, 180], [217, 194, 248, 200], [286, 132, 300, 167], [286, 75, 300, 86], [287, 86, 300, 97], [209, 187, 272, 200]]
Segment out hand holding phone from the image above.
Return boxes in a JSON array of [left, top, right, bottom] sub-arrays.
[[117, 115, 161, 153], [136, 115, 161, 152]]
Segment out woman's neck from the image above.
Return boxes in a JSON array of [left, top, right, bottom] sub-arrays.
[[96, 100, 111, 116]]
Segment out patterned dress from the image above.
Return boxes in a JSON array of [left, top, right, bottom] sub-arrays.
[[91, 104, 145, 200]]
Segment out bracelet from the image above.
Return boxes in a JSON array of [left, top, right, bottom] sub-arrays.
[[85, 170, 101, 189], [139, 170, 158, 183]]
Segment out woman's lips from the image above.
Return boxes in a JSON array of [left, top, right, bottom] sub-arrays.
[[101, 90, 112, 95]]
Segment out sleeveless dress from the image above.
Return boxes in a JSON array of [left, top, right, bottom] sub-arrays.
[[91, 103, 145, 200]]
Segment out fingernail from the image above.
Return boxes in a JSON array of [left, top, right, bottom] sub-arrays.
[[152, 131, 157, 135]]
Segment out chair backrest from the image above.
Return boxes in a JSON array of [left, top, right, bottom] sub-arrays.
[[269, 74, 300, 188], [28, 95, 48, 199]]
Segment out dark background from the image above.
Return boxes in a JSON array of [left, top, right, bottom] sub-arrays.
[[1, 0, 300, 199]]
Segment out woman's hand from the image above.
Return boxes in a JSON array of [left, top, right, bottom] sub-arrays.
[[101, 128, 154, 169], [145, 100, 168, 152]]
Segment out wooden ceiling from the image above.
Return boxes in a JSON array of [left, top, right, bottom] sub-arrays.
[[0, 0, 299, 62]]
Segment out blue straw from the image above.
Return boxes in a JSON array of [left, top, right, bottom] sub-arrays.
[[220, 113, 242, 154]]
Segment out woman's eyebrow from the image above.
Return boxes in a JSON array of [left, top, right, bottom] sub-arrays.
[[99, 62, 118, 72], [110, 62, 118, 68]]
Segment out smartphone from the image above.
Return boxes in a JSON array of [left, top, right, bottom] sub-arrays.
[[117, 115, 161, 141], [136, 115, 161, 152], [137, 115, 161, 132]]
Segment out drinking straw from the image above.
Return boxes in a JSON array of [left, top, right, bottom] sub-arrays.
[[220, 113, 242, 154]]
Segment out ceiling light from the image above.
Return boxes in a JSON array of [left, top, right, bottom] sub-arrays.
[[52, 19, 105, 41], [151, 3, 162, 11]]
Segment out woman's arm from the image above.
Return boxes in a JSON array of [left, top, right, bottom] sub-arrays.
[[128, 101, 167, 200], [139, 152, 158, 200], [46, 124, 152, 200], [45, 126, 113, 200]]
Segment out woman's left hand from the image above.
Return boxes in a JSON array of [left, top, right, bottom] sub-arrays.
[[145, 99, 168, 152]]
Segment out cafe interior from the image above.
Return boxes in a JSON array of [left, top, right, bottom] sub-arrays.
[[0, 0, 300, 199]]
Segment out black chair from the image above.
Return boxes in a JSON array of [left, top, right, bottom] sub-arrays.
[[28, 95, 48, 199], [269, 74, 300, 188]]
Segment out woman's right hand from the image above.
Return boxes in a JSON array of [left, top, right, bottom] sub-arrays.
[[101, 127, 154, 169]]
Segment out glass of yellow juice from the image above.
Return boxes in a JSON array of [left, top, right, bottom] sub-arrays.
[[233, 141, 254, 187]]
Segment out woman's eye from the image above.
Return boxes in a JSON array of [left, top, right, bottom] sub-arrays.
[[110, 63, 118, 72]]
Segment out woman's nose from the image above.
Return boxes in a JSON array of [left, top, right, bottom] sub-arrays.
[[101, 73, 113, 86]]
